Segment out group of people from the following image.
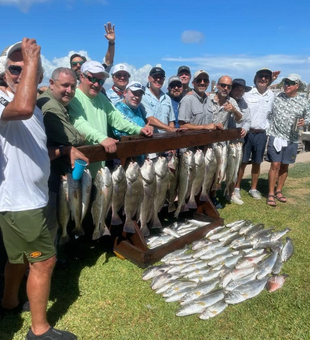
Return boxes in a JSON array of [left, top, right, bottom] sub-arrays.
[[0, 25, 309, 340]]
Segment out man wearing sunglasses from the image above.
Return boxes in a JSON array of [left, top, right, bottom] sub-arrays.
[[234, 68, 280, 201], [178, 70, 225, 131], [0, 39, 77, 339], [69, 61, 153, 178], [265, 74, 310, 206], [106, 63, 131, 105], [166, 76, 183, 128]]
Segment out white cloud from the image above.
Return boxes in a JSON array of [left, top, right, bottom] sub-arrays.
[[181, 30, 205, 44], [0, 0, 48, 11], [162, 54, 310, 84]]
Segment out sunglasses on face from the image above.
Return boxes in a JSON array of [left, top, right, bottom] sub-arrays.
[[71, 61, 84, 66], [219, 83, 232, 89], [283, 80, 297, 86], [7, 65, 23, 76], [83, 73, 105, 86], [257, 74, 270, 79], [169, 82, 182, 88], [196, 78, 209, 84], [114, 72, 129, 79]]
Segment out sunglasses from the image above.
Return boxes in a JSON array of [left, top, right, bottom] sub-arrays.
[[83, 73, 105, 86], [114, 72, 129, 78], [257, 74, 270, 79], [283, 80, 297, 86], [7, 65, 23, 76], [196, 78, 209, 84], [169, 82, 182, 88], [71, 61, 85, 66], [219, 83, 232, 89]]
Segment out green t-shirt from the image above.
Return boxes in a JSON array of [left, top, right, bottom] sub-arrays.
[[69, 89, 142, 177]]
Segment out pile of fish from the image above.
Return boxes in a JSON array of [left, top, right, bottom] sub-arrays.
[[142, 219, 293, 319], [58, 143, 242, 241]]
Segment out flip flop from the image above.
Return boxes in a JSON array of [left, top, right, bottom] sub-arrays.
[[275, 191, 287, 203], [266, 194, 277, 207]]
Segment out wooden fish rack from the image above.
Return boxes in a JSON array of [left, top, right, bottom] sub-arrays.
[[78, 128, 241, 268]]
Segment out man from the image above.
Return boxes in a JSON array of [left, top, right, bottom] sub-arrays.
[[0, 39, 76, 339], [177, 65, 192, 96], [70, 22, 116, 80], [235, 68, 280, 200], [166, 76, 183, 128], [227, 79, 251, 205], [266, 74, 310, 206], [69, 61, 153, 177], [106, 63, 131, 105], [205, 75, 243, 208], [37, 67, 88, 241], [141, 67, 178, 133], [178, 70, 223, 130]]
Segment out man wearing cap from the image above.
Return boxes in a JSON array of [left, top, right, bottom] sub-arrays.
[[166, 76, 183, 128], [0, 39, 77, 339], [69, 61, 153, 177], [70, 22, 116, 80], [266, 74, 310, 206], [178, 70, 224, 130], [177, 66, 192, 96], [235, 68, 280, 201], [106, 63, 131, 105], [142, 67, 178, 133], [37, 67, 88, 241], [226, 79, 252, 205]]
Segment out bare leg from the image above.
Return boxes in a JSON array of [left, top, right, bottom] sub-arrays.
[[27, 255, 56, 336], [251, 162, 261, 190], [268, 162, 281, 196], [276, 164, 289, 192], [2, 261, 28, 309], [235, 162, 247, 189]]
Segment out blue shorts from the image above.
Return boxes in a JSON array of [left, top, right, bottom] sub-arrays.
[[266, 136, 298, 164], [242, 131, 267, 164]]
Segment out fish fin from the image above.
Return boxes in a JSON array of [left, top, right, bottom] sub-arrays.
[[102, 224, 111, 236], [168, 202, 176, 213], [111, 213, 123, 225], [123, 219, 136, 233], [74, 226, 85, 237], [59, 234, 70, 246]]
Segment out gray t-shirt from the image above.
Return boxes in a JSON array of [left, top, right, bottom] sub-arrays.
[[178, 91, 212, 125]]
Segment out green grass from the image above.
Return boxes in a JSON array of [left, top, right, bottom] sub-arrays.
[[1, 162, 310, 340]]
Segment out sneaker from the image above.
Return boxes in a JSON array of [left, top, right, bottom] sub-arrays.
[[249, 189, 262, 200], [230, 194, 244, 205], [211, 197, 223, 209], [233, 188, 241, 199], [26, 327, 77, 340]]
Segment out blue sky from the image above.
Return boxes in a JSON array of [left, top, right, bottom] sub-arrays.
[[1, 0, 310, 89]]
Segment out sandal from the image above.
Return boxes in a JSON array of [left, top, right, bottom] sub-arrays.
[[275, 190, 287, 203], [266, 195, 277, 207]]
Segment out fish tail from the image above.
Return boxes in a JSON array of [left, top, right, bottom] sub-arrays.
[[111, 213, 123, 226], [168, 202, 176, 213], [59, 234, 70, 246], [74, 225, 85, 237], [123, 219, 136, 234], [92, 226, 101, 240]]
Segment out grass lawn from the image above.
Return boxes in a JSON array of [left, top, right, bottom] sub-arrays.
[[1, 162, 310, 340]]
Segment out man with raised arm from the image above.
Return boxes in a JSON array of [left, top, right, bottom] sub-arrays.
[[0, 39, 77, 340]]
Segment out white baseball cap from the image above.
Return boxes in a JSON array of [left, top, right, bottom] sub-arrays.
[[112, 63, 131, 76], [1, 41, 22, 59], [81, 61, 109, 78], [193, 70, 209, 80], [126, 81, 145, 93]]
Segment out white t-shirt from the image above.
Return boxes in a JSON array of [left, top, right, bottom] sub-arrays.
[[0, 90, 50, 211]]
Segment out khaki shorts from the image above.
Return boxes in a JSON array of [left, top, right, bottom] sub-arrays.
[[0, 208, 56, 264]]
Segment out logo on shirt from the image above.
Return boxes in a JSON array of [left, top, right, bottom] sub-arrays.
[[30, 251, 42, 258], [0, 97, 9, 107]]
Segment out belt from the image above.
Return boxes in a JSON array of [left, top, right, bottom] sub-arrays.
[[249, 128, 265, 133]]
